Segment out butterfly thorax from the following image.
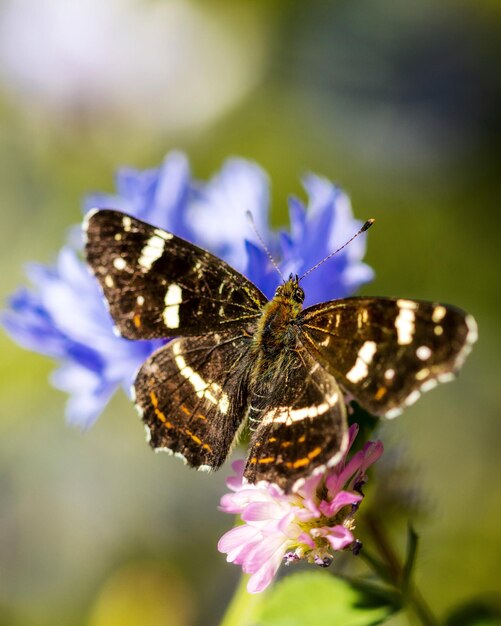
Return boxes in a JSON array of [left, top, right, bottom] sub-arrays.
[[253, 277, 305, 358]]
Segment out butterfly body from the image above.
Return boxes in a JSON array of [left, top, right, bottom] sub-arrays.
[[84, 209, 477, 492]]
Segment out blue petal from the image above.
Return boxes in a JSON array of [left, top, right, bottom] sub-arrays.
[[187, 158, 271, 272], [3, 151, 374, 428]]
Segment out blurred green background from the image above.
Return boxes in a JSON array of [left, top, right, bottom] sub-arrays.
[[1, 1, 500, 624]]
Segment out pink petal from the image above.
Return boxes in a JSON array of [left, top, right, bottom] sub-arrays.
[[359, 440, 384, 473], [297, 531, 315, 549], [219, 488, 269, 513], [225, 459, 246, 490], [276, 511, 297, 533], [246, 540, 288, 594], [319, 490, 362, 517], [297, 472, 323, 501], [242, 500, 285, 522], [325, 525, 354, 551], [218, 524, 261, 560], [242, 534, 287, 573], [345, 423, 360, 455]]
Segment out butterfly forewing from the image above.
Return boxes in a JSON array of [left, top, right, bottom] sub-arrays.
[[244, 347, 347, 491], [300, 297, 478, 417], [135, 330, 252, 469], [84, 209, 267, 339]]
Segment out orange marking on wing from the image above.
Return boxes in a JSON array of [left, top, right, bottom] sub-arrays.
[[249, 457, 258, 465], [196, 412, 207, 421], [268, 437, 277, 443], [258, 456, 275, 464], [308, 446, 322, 460], [281, 441, 292, 448], [292, 457, 310, 469], [149, 391, 173, 428], [180, 404, 191, 416], [375, 387, 387, 401], [298, 434, 306, 443], [185, 428, 212, 452], [133, 313, 141, 328]]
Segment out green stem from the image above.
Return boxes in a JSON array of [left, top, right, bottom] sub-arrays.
[[219, 573, 264, 626], [363, 513, 440, 626]]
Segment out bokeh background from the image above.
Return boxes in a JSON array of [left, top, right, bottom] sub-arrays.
[[1, 1, 500, 624]]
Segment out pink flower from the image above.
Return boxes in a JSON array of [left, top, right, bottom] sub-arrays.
[[217, 424, 383, 593]]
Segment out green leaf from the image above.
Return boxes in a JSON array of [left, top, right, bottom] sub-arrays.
[[401, 525, 419, 596], [444, 596, 501, 626], [257, 572, 397, 626]]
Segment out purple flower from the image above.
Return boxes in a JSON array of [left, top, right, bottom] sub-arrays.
[[2, 152, 373, 427], [218, 424, 383, 594]]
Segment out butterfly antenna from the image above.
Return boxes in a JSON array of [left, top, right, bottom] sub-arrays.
[[245, 210, 285, 282], [299, 218, 375, 281]]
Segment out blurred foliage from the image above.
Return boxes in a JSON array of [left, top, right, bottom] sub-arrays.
[[256, 572, 396, 626], [0, 1, 500, 625], [86, 562, 194, 626]]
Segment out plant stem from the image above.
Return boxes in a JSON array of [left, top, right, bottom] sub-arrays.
[[363, 513, 440, 626], [219, 574, 264, 626]]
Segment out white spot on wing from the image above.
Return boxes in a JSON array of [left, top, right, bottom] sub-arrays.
[[466, 314, 478, 344], [397, 299, 418, 310], [438, 372, 455, 383], [384, 368, 395, 381], [346, 341, 377, 383], [138, 234, 165, 270], [261, 393, 338, 426], [163, 284, 182, 328], [155, 447, 173, 455], [104, 275, 114, 287], [395, 301, 415, 345], [432, 305, 446, 323], [405, 389, 421, 406], [453, 313, 478, 370], [175, 452, 188, 465], [416, 345, 432, 361], [122, 216, 132, 231], [113, 257, 127, 270], [154, 228, 173, 240], [420, 379, 438, 392], [385, 407, 403, 419], [172, 342, 229, 413], [415, 368, 430, 380]]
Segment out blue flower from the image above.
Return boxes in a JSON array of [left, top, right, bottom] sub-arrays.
[[2, 152, 373, 427]]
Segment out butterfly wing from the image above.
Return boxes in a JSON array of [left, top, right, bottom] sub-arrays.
[[84, 209, 267, 339], [299, 297, 477, 418], [135, 330, 252, 469], [244, 347, 347, 492]]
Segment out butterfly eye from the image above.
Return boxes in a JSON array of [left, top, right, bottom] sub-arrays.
[[294, 287, 305, 303]]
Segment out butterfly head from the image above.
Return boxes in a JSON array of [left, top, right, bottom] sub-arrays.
[[274, 274, 305, 305]]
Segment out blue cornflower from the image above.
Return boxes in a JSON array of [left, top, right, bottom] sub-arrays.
[[2, 152, 373, 427]]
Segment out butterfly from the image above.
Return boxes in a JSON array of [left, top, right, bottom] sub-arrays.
[[84, 209, 477, 492]]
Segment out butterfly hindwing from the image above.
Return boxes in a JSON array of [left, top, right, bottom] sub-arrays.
[[244, 347, 347, 491], [134, 330, 252, 469], [300, 297, 478, 418], [84, 209, 267, 339]]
